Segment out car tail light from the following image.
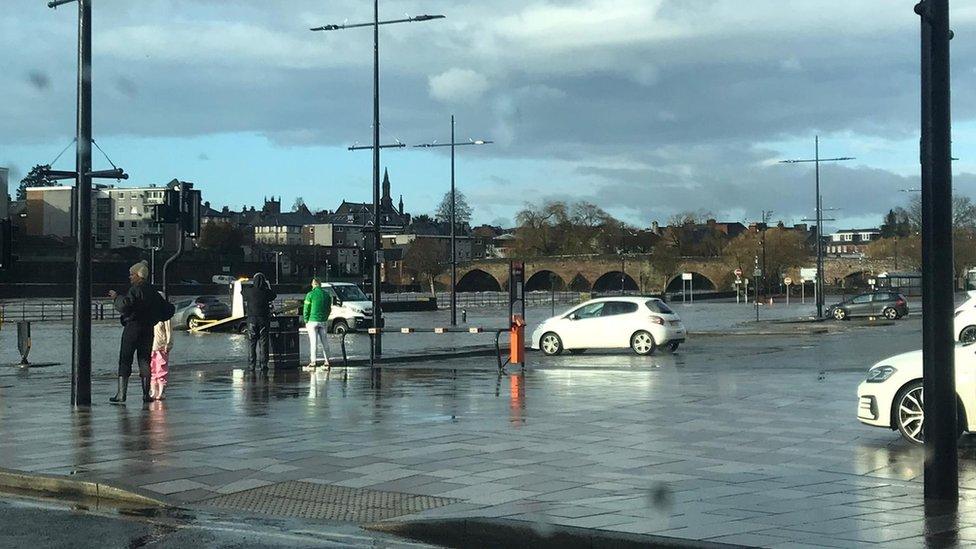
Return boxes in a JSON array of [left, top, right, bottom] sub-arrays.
[[195, 302, 206, 309], [649, 316, 664, 325], [896, 298, 906, 306]]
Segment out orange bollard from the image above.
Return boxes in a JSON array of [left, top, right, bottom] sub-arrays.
[[510, 314, 526, 365]]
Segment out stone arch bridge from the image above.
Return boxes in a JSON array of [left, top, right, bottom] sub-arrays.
[[438, 255, 900, 293]]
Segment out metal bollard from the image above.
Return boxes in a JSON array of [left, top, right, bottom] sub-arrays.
[[461, 309, 467, 323], [17, 321, 31, 366]]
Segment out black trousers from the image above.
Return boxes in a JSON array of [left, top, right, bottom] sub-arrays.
[[118, 324, 153, 378], [248, 319, 270, 366]]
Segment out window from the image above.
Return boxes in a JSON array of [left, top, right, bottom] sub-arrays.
[[118, 207, 124, 214], [131, 237, 138, 244], [645, 300, 674, 314], [602, 302, 638, 316], [570, 302, 605, 319], [843, 233, 853, 241], [130, 221, 138, 228], [118, 221, 124, 228], [117, 236, 124, 244], [852, 294, 872, 304]]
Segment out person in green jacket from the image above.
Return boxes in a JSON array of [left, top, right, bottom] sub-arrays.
[[303, 278, 332, 368]]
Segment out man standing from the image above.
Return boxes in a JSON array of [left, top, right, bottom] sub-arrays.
[[109, 261, 159, 404], [244, 272, 276, 369], [302, 278, 331, 368]]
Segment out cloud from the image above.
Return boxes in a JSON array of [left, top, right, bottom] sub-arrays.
[[428, 68, 490, 104]]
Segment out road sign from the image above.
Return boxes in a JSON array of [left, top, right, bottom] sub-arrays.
[[682, 272, 693, 281], [784, 277, 793, 286], [800, 267, 817, 282], [753, 268, 762, 278], [734, 268, 743, 278]]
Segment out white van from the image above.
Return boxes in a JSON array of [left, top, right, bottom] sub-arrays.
[[212, 275, 236, 285], [320, 282, 374, 334]]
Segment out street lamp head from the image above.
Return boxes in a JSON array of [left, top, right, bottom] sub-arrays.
[[310, 24, 342, 31], [412, 14, 445, 21]]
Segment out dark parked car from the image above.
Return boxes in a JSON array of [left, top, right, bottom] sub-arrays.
[[828, 291, 908, 320], [173, 295, 232, 329]]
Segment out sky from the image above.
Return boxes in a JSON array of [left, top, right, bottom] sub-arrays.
[[4, 0, 976, 232]]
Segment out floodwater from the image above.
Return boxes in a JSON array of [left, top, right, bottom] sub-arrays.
[[0, 297, 828, 375]]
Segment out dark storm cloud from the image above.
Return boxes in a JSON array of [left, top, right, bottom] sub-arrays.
[[5, 0, 976, 225]]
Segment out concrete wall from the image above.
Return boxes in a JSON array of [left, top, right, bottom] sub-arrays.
[[26, 187, 73, 238]]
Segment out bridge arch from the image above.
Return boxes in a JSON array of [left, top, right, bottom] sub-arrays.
[[525, 270, 566, 291], [592, 271, 639, 292], [456, 269, 502, 292], [568, 273, 591, 291], [665, 272, 717, 293]]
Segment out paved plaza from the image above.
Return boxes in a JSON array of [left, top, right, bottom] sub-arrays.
[[3, 317, 976, 547]]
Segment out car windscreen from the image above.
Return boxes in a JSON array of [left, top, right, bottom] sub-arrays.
[[196, 295, 220, 302], [645, 300, 674, 314], [334, 285, 368, 301]]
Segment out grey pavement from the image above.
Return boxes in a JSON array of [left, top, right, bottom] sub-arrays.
[[2, 312, 974, 547]]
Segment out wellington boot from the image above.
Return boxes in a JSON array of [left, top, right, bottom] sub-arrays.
[[141, 377, 152, 403], [109, 376, 128, 404]]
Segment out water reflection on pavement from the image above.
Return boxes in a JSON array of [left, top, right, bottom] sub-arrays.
[[5, 302, 976, 546]]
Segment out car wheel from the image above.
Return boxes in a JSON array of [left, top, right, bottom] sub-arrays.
[[832, 308, 847, 321], [332, 320, 350, 335], [960, 325, 976, 343], [631, 331, 656, 356], [894, 381, 925, 445], [666, 342, 680, 353], [540, 332, 563, 356], [188, 317, 203, 330], [883, 307, 899, 320], [568, 349, 587, 355]]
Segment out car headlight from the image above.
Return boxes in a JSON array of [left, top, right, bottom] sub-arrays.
[[866, 365, 897, 383]]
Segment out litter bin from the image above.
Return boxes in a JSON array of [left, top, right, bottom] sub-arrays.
[[267, 315, 299, 369]]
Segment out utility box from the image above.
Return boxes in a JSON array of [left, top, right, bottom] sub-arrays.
[[267, 315, 299, 369]]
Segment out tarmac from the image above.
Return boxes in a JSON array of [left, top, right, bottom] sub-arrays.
[[3, 312, 976, 547]]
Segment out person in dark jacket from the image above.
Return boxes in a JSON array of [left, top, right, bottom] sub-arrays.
[[109, 261, 160, 403], [243, 272, 276, 369]]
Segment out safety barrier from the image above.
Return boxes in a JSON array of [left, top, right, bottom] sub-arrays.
[[336, 314, 527, 373], [0, 301, 121, 323]]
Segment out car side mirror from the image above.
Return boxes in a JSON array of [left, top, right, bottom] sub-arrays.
[[333, 297, 342, 306], [568, 313, 579, 320]]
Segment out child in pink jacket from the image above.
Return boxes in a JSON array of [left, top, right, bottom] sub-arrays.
[[150, 318, 172, 400]]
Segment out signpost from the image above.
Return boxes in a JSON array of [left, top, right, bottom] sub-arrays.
[[784, 277, 793, 306], [800, 267, 817, 308], [734, 268, 743, 303], [682, 272, 693, 304]]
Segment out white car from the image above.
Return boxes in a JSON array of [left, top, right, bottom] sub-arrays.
[[321, 282, 375, 334], [531, 297, 686, 356], [954, 291, 976, 342], [857, 345, 975, 444]]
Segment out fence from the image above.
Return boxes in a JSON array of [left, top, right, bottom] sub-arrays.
[[377, 291, 584, 309], [0, 300, 121, 323]]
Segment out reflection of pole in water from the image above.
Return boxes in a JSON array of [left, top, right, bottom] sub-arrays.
[[72, 410, 94, 470], [509, 373, 525, 425]]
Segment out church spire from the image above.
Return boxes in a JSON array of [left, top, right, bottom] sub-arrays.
[[381, 168, 393, 209], [398, 194, 404, 215]]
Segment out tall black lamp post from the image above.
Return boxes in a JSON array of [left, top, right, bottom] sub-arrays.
[[48, 0, 128, 407], [414, 116, 492, 326], [312, 3, 443, 356], [780, 138, 854, 319], [917, 0, 957, 503]]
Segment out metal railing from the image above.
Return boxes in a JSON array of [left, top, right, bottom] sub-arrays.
[[0, 300, 121, 323]]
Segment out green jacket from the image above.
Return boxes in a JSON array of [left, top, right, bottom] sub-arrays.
[[303, 287, 331, 323]]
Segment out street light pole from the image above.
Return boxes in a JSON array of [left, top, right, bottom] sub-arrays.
[[917, 0, 958, 502], [312, 4, 444, 355], [414, 118, 491, 326], [780, 139, 854, 319]]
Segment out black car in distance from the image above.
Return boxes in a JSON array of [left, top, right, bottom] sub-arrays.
[[827, 291, 909, 320]]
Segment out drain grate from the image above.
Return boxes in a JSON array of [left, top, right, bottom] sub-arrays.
[[202, 481, 459, 523]]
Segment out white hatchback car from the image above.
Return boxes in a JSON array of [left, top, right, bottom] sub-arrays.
[[857, 345, 975, 444], [531, 297, 686, 356], [954, 291, 976, 343]]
